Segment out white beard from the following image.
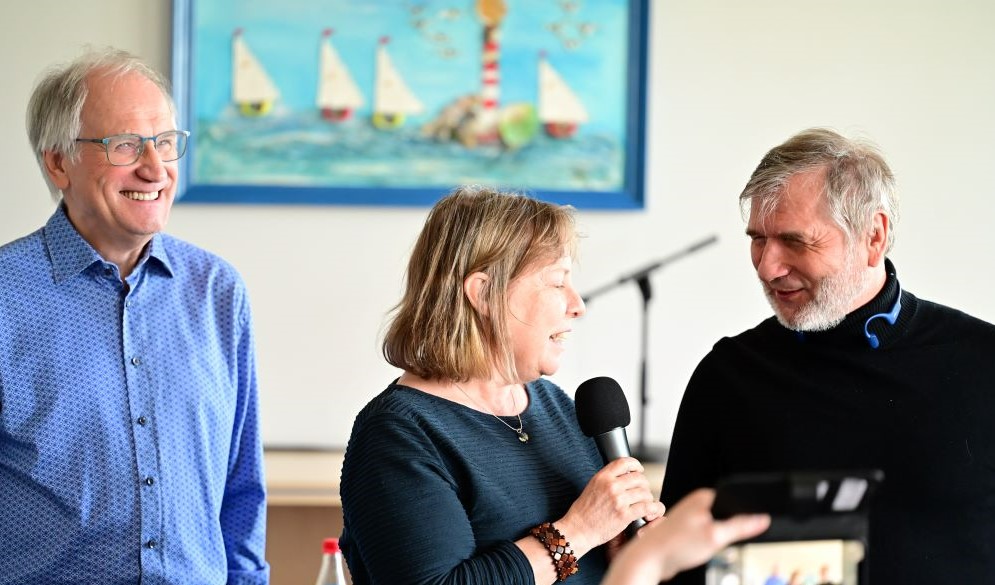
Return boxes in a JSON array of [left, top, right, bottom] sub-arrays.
[[764, 248, 870, 332]]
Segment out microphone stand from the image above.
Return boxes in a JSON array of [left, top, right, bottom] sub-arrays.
[[581, 235, 719, 462]]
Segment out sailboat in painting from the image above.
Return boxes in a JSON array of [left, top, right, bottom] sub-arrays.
[[317, 28, 365, 122], [232, 29, 280, 117], [537, 53, 588, 138], [372, 36, 424, 130]]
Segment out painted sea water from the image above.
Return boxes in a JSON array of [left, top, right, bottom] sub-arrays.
[[194, 109, 622, 190]]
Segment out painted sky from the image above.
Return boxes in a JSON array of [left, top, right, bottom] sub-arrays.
[[192, 0, 633, 135]]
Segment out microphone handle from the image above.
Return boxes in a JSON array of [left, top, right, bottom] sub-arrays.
[[593, 428, 632, 462], [626, 517, 647, 539], [593, 428, 649, 537]]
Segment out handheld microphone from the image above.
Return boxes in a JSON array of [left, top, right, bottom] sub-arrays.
[[574, 376, 647, 534]]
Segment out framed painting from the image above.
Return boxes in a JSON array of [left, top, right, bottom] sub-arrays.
[[171, 0, 649, 208]]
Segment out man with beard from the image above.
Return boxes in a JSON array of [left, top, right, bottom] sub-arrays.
[[660, 128, 995, 585]]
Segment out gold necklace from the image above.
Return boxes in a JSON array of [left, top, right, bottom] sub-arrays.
[[454, 383, 529, 443]]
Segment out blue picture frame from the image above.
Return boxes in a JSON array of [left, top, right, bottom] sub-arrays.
[[171, 0, 649, 208]]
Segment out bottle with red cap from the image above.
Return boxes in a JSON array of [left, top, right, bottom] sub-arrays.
[[315, 537, 346, 585]]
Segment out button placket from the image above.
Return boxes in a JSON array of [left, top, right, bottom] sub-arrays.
[[122, 284, 162, 570]]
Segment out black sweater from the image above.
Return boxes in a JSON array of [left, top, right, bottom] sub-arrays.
[[662, 261, 995, 584]]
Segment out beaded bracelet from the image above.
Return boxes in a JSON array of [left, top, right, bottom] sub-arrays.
[[530, 522, 579, 582]]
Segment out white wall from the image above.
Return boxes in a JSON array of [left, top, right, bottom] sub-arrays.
[[4, 1, 994, 451]]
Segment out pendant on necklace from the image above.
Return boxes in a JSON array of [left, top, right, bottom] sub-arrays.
[[518, 431, 530, 443]]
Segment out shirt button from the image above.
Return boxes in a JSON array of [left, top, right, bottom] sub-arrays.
[[137, 416, 148, 426], [131, 356, 142, 366], [146, 539, 157, 549], [144, 476, 155, 486], [125, 300, 133, 308]]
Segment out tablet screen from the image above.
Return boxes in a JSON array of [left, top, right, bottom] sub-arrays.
[[706, 539, 864, 585]]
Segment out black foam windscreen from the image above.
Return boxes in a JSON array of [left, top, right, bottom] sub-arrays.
[[574, 376, 631, 437]]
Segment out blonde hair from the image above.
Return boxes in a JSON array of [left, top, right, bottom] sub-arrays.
[[383, 186, 578, 383]]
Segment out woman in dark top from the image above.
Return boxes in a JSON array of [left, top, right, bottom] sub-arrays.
[[339, 187, 767, 585]]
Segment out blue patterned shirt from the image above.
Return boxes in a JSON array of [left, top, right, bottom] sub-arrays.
[[0, 207, 269, 585]]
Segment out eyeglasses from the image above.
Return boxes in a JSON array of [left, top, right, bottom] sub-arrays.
[[75, 130, 191, 166]]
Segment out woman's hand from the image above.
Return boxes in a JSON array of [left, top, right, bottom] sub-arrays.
[[554, 457, 666, 557], [602, 488, 771, 585]]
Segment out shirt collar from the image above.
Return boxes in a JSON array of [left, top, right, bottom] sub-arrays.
[[144, 232, 175, 278], [43, 205, 175, 283]]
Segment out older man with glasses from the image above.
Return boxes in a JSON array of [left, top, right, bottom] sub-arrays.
[[0, 48, 269, 584]]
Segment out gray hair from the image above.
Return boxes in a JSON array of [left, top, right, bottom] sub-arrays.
[[25, 47, 175, 199], [739, 128, 899, 253]]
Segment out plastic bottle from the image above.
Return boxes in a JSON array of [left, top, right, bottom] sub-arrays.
[[315, 537, 346, 585]]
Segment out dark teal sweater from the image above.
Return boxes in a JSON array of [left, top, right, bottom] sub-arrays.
[[340, 378, 608, 585], [662, 261, 995, 584]]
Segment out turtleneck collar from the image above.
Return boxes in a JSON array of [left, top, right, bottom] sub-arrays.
[[790, 258, 914, 349]]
